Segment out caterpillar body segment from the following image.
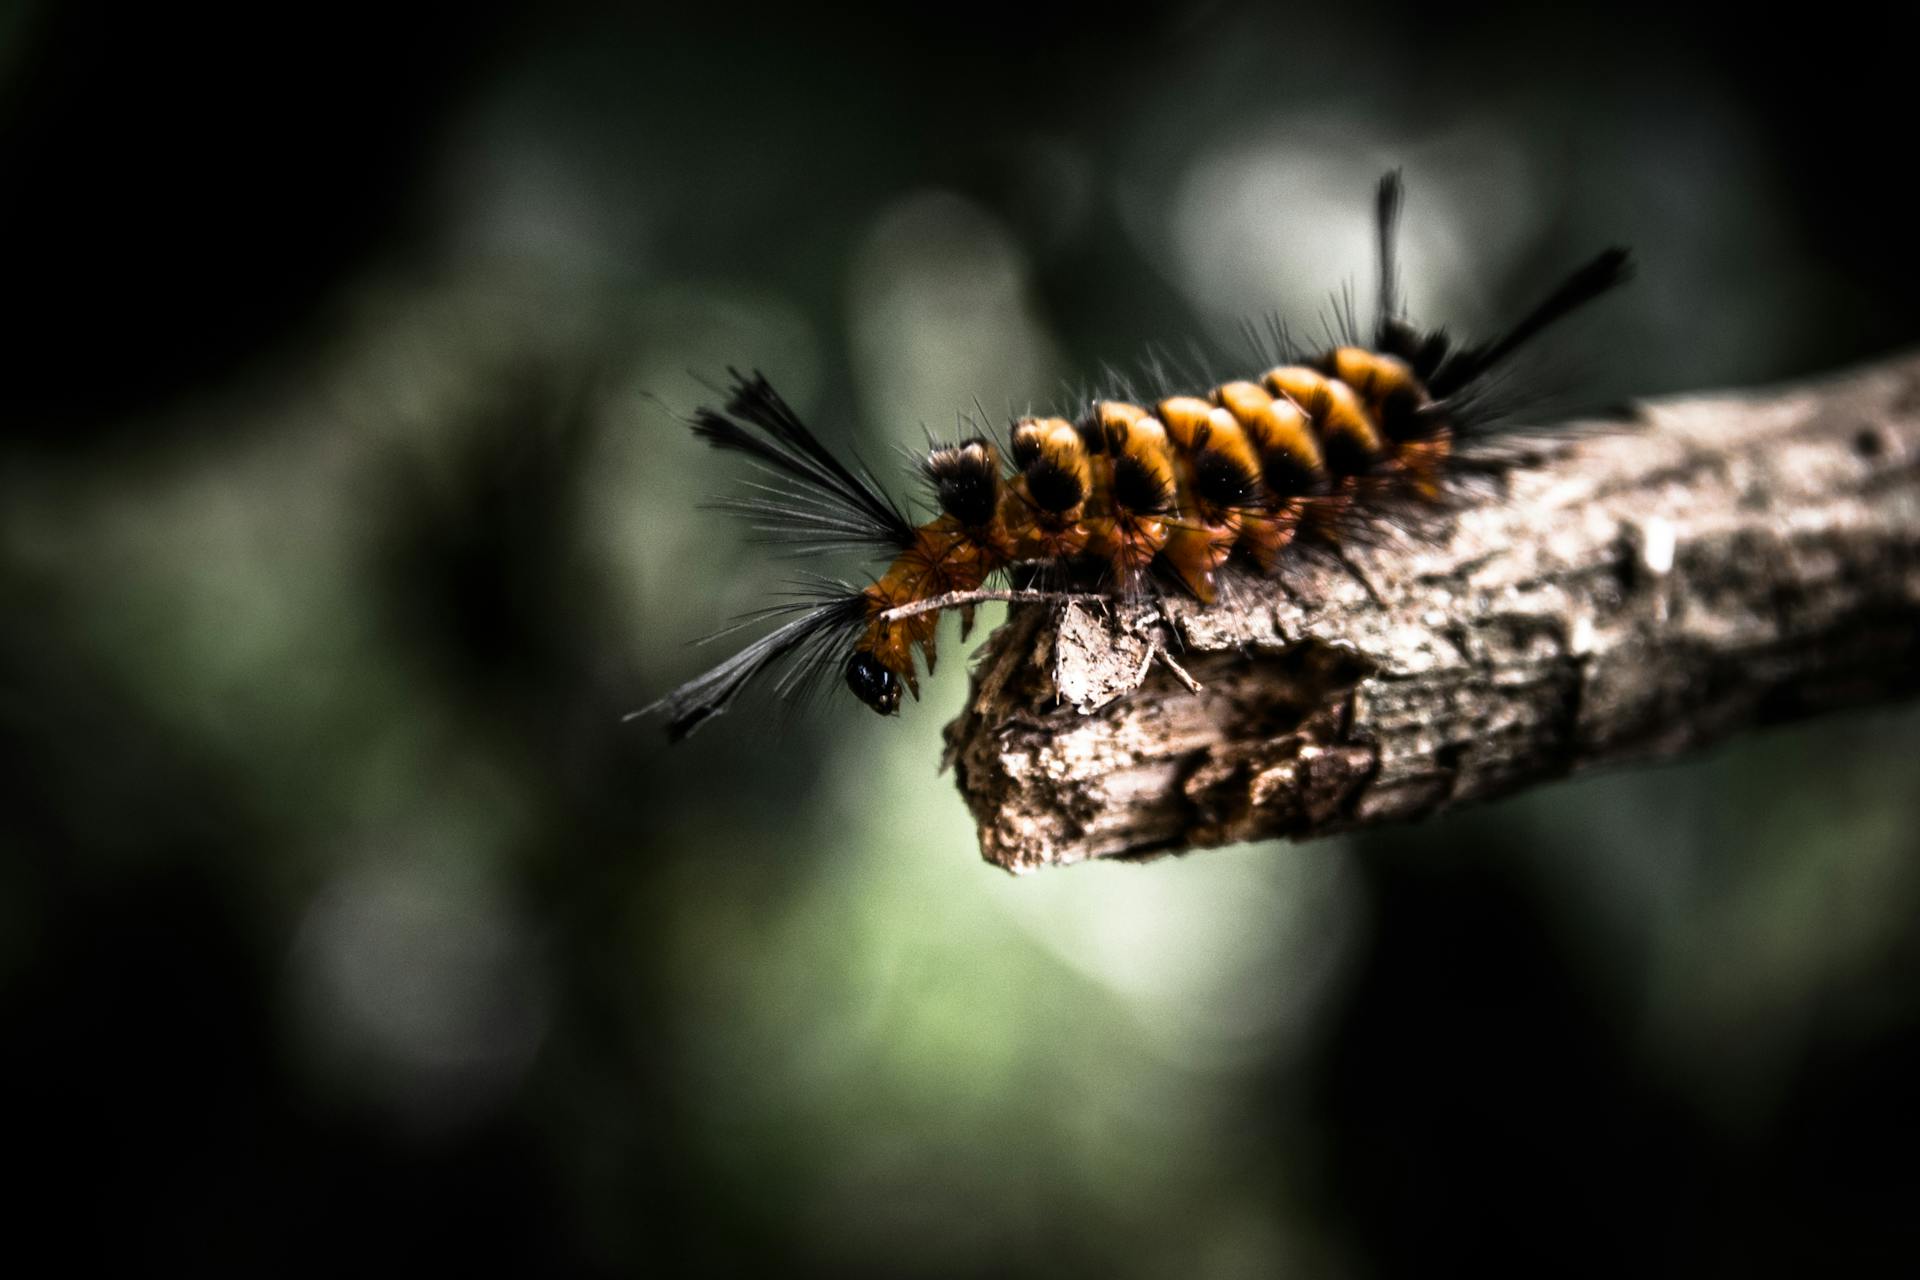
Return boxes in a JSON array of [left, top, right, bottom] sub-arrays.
[[1004, 416, 1094, 562], [642, 173, 1633, 735]]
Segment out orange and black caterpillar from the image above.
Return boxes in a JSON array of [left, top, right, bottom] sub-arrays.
[[639, 174, 1631, 739]]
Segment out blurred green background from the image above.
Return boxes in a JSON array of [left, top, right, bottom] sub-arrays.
[[5, 1, 1920, 1272]]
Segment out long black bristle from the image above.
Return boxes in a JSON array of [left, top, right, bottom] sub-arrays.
[[1374, 169, 1404, 344], [1431, 248, 1635, 397], [689, 370, 916, 555], [631, 589, 870, 741]]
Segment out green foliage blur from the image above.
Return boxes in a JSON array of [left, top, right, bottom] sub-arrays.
[[5, 1, 1920, 1273]]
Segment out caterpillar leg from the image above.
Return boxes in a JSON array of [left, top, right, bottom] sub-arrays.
[[1162, 517, 1240, 604]]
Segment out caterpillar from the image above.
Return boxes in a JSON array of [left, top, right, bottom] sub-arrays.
[[637, 174, 1632, 740]]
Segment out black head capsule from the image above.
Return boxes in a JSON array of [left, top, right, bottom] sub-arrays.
[[845, 650, 901, 716]]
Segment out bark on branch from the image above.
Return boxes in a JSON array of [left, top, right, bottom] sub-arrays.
[[944, 352, 1920, 872]]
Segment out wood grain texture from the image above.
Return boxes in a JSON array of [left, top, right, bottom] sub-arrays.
[[944, 352, 1920, 872]]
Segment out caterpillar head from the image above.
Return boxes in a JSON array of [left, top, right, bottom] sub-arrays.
[[845, 650, 902, 716]]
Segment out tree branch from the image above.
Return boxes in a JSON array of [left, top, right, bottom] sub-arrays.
[[944, 352, 1920, 872]]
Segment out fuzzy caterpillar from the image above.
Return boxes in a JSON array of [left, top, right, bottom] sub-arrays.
[[638, 174, 1632, 739]]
